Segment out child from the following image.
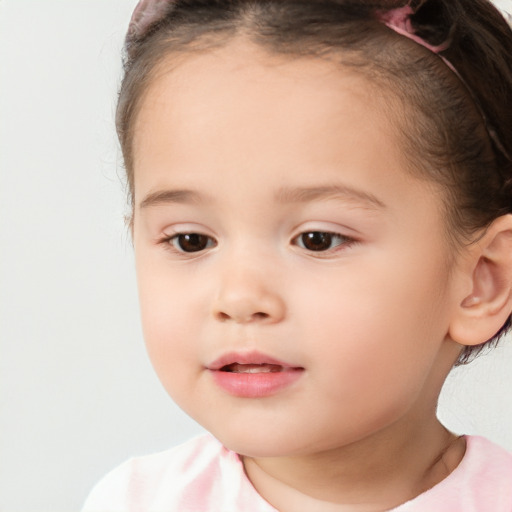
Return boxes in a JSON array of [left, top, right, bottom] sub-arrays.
[[83, 0, 512, 510]]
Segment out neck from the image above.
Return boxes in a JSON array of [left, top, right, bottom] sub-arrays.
[[243, 414, 466, 512]]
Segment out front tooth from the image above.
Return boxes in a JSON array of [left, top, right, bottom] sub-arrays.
[[242, 366, 272, 374], [230, 364, 282, 373]]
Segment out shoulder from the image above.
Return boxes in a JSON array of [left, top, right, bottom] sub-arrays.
[[463, 435, 512, 482], [451, 436, 512, 510], [81, 433, 245, 512], [396, 435, 512, 512]]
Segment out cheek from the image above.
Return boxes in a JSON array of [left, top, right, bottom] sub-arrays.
[[138, 286, 206, 414], [135, 256, 204, 384], [295, 252, 452, 399]]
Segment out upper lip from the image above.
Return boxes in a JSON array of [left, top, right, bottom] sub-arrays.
[[207, 350, 301, 371]]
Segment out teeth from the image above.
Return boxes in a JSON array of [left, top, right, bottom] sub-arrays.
[[224, 363, 283, 373], [240, 366, 274, 374]]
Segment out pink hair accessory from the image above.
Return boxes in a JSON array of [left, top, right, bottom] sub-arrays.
[[377, 4, 459, 80], [378, 5, 450, 53], [128, 0, 173, 40], [377, 3, 510, 162]]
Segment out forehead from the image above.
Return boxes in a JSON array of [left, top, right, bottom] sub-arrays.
[[132, 39, 402, 173]]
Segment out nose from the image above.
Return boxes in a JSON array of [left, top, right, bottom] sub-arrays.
[[212, 263, 286, 324]]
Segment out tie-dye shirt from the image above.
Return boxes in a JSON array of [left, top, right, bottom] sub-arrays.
[[82, 433, 512, 511]]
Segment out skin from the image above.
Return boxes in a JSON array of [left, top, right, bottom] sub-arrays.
[[131, 40, 474, 511]]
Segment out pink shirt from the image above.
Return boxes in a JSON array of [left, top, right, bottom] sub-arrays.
[[82, 434, 512, 511]]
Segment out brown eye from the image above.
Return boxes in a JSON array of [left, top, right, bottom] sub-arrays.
[[171, 233, 215, 253], [296, 232, 347, 252]]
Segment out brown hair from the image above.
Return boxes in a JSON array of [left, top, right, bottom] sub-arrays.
[[116, 0, 512, 364]]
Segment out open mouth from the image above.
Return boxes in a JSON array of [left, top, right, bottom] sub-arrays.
[[209, 353, 304, 397], [220, 363, 285, 374]]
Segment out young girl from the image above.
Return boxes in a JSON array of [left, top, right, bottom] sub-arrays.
[[83, 0, 512, 510]]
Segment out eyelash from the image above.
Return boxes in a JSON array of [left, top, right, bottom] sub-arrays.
[[164, 233, 217, 254], [158, 230, 357, 256], [293, 231, 355, 253]]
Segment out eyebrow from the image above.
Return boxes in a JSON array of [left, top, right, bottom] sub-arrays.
[[139, 189, 205, 209], [139, 183, 386, 210], [275, 184, 386, 209]]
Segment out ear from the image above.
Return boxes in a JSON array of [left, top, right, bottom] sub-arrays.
[[449, 214, 512, 346]]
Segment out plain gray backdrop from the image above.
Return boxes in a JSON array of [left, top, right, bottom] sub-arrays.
[[1, 1, 512, 511]]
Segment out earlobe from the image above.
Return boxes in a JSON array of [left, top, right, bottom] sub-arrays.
[[449, 214, 512, 346]]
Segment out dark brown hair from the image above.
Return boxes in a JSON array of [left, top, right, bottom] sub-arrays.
[[117, 0, 512, 365]]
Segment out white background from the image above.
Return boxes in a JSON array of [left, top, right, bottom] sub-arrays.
[[1, 1, 512, 511]]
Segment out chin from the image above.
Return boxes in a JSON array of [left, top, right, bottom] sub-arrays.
[[207, 424, 301, 458]]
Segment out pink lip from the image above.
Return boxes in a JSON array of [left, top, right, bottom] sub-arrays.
[[208, 350, 297, 370], [207, 350, 304, 398]]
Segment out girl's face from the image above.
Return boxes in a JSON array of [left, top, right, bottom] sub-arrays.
[[132, 42, 463, 457]]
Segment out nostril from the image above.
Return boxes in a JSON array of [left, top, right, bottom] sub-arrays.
[[217, 312, 231, 322], [212, 292, 285, 324], [215, 311, 270, 323]]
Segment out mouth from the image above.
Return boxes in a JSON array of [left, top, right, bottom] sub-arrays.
[[208, 351, 302, 372], [220, 363, 289, 374], [207, 351, 304, 398]]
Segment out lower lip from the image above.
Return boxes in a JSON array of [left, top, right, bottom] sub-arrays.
[[209, 368, 303, 398]]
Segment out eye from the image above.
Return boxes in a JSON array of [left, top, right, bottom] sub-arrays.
[[294, 231, 351, 252], [169, 233, 216, 253]]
